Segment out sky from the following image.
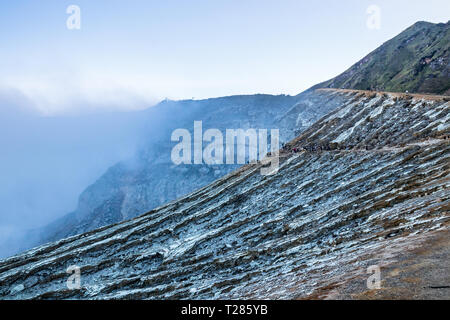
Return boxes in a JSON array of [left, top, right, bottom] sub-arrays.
[[0, 0, 448, 115]]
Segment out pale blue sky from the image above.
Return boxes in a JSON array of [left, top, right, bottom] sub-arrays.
[[0, 0, 449, 114]]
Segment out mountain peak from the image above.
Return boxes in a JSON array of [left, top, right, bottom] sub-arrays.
[[314, 20, 450, 95]]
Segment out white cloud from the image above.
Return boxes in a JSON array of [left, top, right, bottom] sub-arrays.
[[0, 73, 162, 115]]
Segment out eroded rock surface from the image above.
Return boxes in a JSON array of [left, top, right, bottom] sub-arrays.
[[0, 89, 448, 299], [26, 90, 345, 251]]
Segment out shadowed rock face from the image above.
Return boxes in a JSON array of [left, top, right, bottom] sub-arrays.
[[0, 89, 448, 299], [24, 90, 345, 251]]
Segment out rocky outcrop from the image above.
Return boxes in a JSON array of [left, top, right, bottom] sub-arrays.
[[28, 91, 345, 249], [0, 89, 448, 299]]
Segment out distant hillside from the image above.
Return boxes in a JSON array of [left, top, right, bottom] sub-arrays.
[[314, 21, 450, 95], [6, 91, 344, 256]]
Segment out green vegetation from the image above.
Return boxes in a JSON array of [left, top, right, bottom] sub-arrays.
[[314, 21, 450, 95]]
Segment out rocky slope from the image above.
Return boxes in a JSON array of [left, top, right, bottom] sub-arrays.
[[23, 91, 345, 250], [0, 89, 448, 299], [314, 21, 450, 95]]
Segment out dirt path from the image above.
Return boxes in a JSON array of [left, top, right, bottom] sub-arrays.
[[317, 88, 450, 102], [303, 227, 450, 300]]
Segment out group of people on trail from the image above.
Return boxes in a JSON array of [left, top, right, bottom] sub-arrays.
[[281, 141, 366, 153], [282, 143, 334, 153], [281, 143, 306, 154]]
